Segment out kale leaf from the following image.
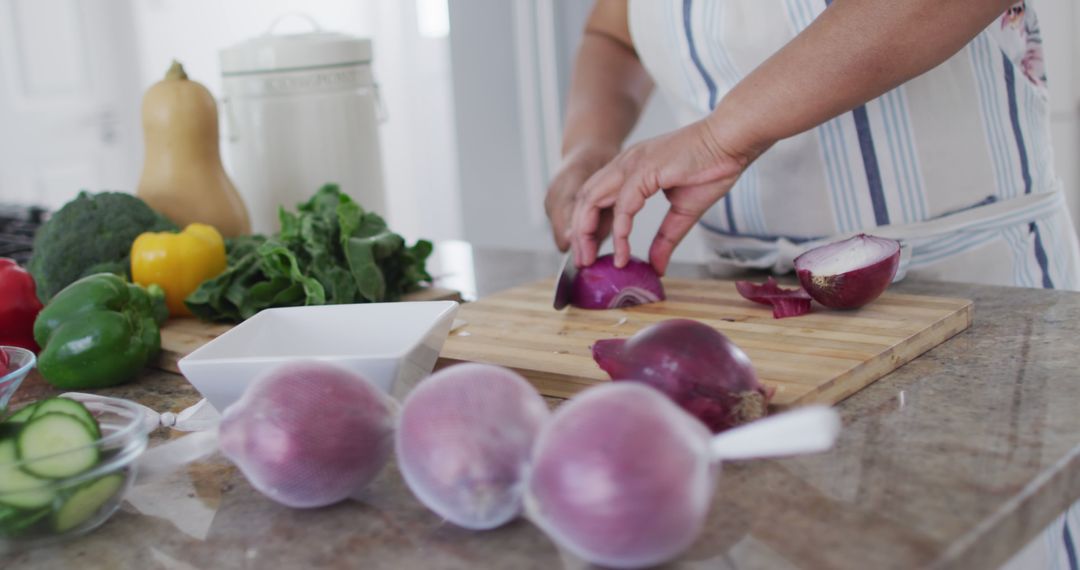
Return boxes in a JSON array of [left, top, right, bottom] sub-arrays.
[[185, 185, 433, 322]]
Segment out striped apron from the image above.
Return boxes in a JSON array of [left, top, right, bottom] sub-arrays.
[[628, 0, 1080, 291], [627, 1, 1080, 567]]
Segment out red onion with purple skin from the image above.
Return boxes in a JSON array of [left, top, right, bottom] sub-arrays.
[[218, 361, 396, 509], [592, 319, 772, 433], [525, 383, 715, 569], [571, 254, 665, 310], [396, 363, 550, 530], [794, 234, 901, 309]]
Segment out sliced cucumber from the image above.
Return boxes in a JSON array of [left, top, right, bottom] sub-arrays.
[[17, 413, 99, 479], [0, 505, 49, 537], [30, 398, 101, 439], [5, 402, 38, 424], [0, 439, 55, 509], [53, 474, 124, 533]]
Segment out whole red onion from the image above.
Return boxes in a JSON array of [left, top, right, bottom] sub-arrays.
[[396, 363, 550, 529], [592, 319, 772, 433], [218, 361, 396, 509], [526, 383, 715, 568]]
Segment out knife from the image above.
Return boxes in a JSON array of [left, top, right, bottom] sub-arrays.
[[552, 252, 577, 310]]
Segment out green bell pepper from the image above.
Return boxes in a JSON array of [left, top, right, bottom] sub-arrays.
[[33, 273, 168, 389]]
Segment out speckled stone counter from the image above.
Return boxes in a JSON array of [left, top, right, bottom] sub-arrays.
[[7, 244, 1080, 569]]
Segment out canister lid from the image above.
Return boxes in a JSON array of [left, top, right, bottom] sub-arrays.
[[220, 29, 372, 76]]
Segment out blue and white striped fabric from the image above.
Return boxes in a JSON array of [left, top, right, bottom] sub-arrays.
[[628, 0, 1080, 291], [628, 1, 1080, 567]]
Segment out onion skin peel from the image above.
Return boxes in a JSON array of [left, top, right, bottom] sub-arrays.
[[734, 277, 812, 318]]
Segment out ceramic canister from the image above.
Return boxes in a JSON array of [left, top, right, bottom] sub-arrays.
[[220, 19, 386, 233]]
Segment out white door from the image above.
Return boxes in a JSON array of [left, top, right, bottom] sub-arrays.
[[0, 0, 142, 209]]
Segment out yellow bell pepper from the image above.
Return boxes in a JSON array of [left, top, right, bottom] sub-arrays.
[[130, 223, 227, 317]]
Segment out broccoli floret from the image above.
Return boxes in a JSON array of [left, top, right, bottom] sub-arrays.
[[28, 191, 177, 301]]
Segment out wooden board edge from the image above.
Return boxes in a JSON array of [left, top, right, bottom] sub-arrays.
[[787, 300, 974, 408]]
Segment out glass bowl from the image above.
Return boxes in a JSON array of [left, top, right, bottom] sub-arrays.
[[0, 346, 35, 412], [0, 393, 151, 551]]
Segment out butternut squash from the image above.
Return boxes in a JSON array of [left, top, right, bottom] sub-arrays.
[[137, 61, 251, 237]]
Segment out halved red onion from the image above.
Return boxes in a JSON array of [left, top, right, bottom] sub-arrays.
[[734, 277, 812, 319], [794, 234, 901, 309], [571, 254, 665, 310]]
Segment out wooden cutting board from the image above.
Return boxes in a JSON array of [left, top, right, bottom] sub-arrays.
[[437, 278, 973, 408], [154, 286, 463, 374]]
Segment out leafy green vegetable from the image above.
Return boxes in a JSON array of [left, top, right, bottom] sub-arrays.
[[28, 192, 178, 301], [186, 185, 433, 322]]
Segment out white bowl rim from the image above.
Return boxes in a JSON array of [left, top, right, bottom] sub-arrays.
[[178, 300, 460, 366]]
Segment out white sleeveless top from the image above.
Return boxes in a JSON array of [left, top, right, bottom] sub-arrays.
[[628, 0, 1080, 290]]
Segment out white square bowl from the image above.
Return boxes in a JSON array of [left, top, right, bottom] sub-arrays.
[[177, 301, 460, 412]]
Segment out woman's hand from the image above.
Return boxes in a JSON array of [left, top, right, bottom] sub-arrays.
[[545, 147, 618, 252], [570, 118, 753, 276], [546, 0, 652, 252]]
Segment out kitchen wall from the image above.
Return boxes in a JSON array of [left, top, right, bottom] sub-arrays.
[[0, 0, 461, 245], [1038, 0, 1080, 226]]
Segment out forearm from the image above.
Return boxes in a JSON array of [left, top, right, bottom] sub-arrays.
[[709, 0, 1016, 157], [562, 30, 653, 159]]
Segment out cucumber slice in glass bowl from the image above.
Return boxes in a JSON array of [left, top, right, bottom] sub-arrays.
[[17, 413, 101, 479], [0, 394, 151, 551], [29, 398, 102, 439]]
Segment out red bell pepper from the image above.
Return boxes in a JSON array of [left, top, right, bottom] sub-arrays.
[[0, 258, 43, 352]]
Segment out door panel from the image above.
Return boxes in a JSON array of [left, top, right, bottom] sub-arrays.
[[0, 0, 141, 208]]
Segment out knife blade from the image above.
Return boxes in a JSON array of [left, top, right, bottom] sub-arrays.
[[552, 252, 577, 310]]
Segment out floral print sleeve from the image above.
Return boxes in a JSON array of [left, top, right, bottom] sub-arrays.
[[991, 1, 1046, 88]]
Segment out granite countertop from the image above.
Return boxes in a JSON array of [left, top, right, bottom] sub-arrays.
[[8, 243, 1080, 569]]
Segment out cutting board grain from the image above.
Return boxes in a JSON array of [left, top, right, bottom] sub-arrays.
[[437, 278, 973, 408], [154, 286, 463, 374]]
